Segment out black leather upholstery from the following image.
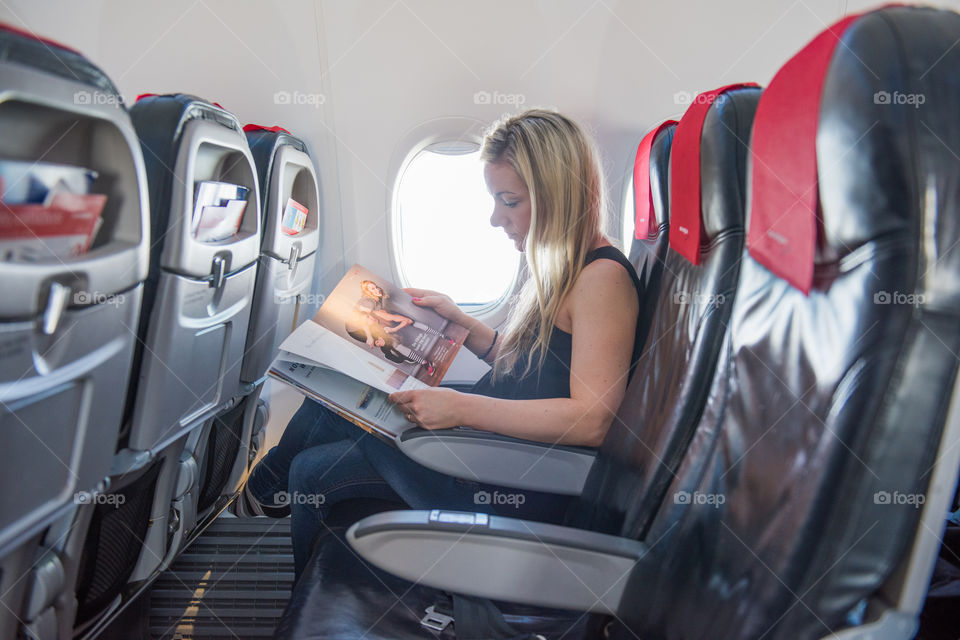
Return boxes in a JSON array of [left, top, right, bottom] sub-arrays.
[[573, 88, 759, 541], [628, 123, 674, 361], [609, 7, 960, 639], [628, 123, 673, 281]]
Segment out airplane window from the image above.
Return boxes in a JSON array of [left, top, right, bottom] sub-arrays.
[[621, 173, 636, 249], [394, 144, 521, 307]]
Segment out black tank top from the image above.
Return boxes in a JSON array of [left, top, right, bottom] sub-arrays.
[[470, 245, 645, 400]]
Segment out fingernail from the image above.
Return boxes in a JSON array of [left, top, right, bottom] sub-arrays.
[[413, 297, 421, 301]]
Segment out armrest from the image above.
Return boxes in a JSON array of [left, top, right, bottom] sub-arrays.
[[397, 427, 596, 495], [346, 509, 645, 614]]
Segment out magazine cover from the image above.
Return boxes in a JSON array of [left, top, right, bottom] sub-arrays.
[[312, 264, 469, 385]]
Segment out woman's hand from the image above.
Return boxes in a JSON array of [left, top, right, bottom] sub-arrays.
[[389, 387, 465, 430], [404, 288, 467, 326]]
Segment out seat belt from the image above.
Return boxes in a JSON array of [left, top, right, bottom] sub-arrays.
[[419, 593, 546, 640]]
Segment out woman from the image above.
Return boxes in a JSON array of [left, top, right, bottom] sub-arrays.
[[244, 109, 644, 575]]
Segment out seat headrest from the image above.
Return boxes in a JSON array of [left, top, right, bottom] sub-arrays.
[[244, 126, 308, 227], [0, 22, 120, 99], [746, 12, 863, 294], [669, 83, 760, 265], [634, 120, 677, 239]]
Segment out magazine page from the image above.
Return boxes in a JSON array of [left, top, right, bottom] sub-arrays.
[[312, 264, 469, 385], [269, 358, 415, 442], [278, 323, 431, 395]]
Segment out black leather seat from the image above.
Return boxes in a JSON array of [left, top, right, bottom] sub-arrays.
[[627, 119, 674, 369], [608, 7, 960, 637], [274, 83, 761, 639]]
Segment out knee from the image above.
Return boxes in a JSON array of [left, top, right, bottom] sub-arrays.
[[288, 450, 316, 494]]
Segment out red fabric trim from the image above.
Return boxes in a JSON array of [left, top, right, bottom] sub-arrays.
[[669, 83, 760, 265], [0, 22, 82, 56], [135, 93, 158, 102], [243, 124, 291, 134], [633, 120, 677, 240], [747, 13, 862, 294]]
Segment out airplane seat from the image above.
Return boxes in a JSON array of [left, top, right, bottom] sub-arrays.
[[0, 23, 150, 640], [273, 83, 762, 639], [67, 94, 262, 636], [606, 8, 960, 638], [627, 119, 674, 280], [625, 119, 674, 376], [231, 125, 320, 500], [240, 124, 320, 386]]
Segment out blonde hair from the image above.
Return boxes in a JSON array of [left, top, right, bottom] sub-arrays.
[[481, 109, 607, 380]]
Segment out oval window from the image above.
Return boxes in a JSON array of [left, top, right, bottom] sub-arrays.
[[393, 143, 521, 307]]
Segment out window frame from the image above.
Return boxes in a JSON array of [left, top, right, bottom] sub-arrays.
[[387, 118, 520, 328]]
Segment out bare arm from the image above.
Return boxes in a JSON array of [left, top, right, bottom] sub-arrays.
[[393, 261, 639, 446]]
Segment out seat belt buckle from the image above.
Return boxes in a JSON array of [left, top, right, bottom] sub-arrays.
[[420, 605, 453, 632]]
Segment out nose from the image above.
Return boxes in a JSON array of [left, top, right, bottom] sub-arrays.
[[489, 204, 504, 229]]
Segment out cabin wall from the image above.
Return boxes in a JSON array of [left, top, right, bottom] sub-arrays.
[[3, 0, 958, 322]]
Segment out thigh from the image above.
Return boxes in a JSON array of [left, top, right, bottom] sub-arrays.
[[277, 399, 359, 453]]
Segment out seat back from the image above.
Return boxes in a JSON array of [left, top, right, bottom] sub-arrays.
[[240, 125, 320, 384], [0, 23, 149, 639], [627, 120, 675, 360], [613, 8, 960, 639], [573, 85, 760, 540], [125, 94, 261, 452]]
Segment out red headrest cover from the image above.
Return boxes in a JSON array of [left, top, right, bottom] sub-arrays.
[[669, 83, 761, 265], [747, 13, 862, 294], [634, 120, 677, 239]]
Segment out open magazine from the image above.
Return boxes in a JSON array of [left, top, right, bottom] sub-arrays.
[[268, 264, 469, 443]]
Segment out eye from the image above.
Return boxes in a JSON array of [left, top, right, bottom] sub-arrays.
[[501, 198, 519, 208]]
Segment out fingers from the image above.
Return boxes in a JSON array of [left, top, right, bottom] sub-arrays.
[[388, 391, 412, 405]]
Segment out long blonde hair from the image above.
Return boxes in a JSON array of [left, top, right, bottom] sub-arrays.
[[482, 109, 607, 380]]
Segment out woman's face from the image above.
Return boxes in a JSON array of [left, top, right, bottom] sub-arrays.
[[484, 161, 531, 252], [362, 281, 383, 299]]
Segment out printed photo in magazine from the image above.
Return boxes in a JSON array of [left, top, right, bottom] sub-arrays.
[[313, 264, 468, 385]]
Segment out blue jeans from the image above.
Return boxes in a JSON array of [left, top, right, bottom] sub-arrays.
[[248, 399, 572, 577]]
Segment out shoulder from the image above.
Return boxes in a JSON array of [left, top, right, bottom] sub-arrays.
[[569, 255, 639, 315]]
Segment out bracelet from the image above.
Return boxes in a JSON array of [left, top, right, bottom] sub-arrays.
[[480, 330, 499, 360]]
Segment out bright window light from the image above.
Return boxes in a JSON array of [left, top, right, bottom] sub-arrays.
[[621, 173, 635, 250], [395, 145, 520, 306]]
